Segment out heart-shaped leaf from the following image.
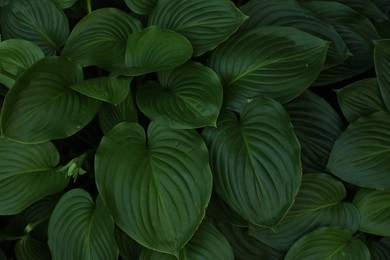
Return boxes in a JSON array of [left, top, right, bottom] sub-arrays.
[[124, 0, 157, 15], [202, 96, 302, 228], [15, 235, 51, 260], [240, 0, 351, 69], [208, 26, 328, 108], [0, 39, 44, 88], [0, 139, 68, 215], [0, 0, 69, 55], [121, 26, 192, 76], [140, 220, 234, 260], [48, 189, 118, 260], [71, 76, 132, 105], [284, 91, 345, 173], [336, 78, 386, 123], [137, 62, 223, 129], [284, 226, 370, 260], [374, 39, 390, 111], [327, 111, 390, 189], [353, 188, 390, 236], [249, 173, 360, 251], [0, 56, 101, 144], [148, 0, 247, 56], [62, 8, 142, 72], [95, 122, 213, 256]]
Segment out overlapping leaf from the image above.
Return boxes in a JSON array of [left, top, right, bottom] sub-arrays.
[[285, 91, 345, 173], [249, 174, 360, 251], [374, 39, 390, 111], [208, 26, 328, 108], [0, 0, 69, 55], [48, 189, 118, 260], [333, 0, 387, 22], [137, 62, 222, 129], [140, 221, 234, 260], [114, 227, 143, 260], [203, 96, 302, 228], [0, 139, 68, 215], [368, 241, 390, 259], [0, 57, 101, 144], [353, 189, 390, 236], [284, 227, 370, 260], [124, 0, 157, 15], [62, 8, 142, 72], [327, 111, 390, 189], [95, 122, 213, 256], [148, 0, 247, 56], [0, 39, 44, 88], [53, 0, 78, 9], [240, 0, 350, 69], [15, 235, 51, 260], [336, 78, 386, 123]]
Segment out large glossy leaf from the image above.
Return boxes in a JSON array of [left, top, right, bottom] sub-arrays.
[[249, 173, 360, 251], [98, 91, 138, 134], [305, 1, 380, 86], [327, 111, 390, 189], [0, 0, 69, 55], [374, 39, 390, 111], [0, 39, 44, 88], [15, 235, 51, 260], [285, 91, 345, 173], [71, 76, 132, 105], [240, 0, 350, 69], [48, 189, 118, 260], [140, 220, 234, 260], [137, 62, 223, 129], [121, 26, 192, 76], [208, 26, 328, 108], [336, 78, 386, 123], [95, 122, 213, 256], [368, 241, 390, 260], [0, 56, 101, 144], [124, 0, 157, 15], [284, 226, 370, 260], [0, 139, 68, 215], [353, 189, 390, 236], [202, 96, 302, 228], [148, 0, 247, 56], [62, 8, 142, 72]]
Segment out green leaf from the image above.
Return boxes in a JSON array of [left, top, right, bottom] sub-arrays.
[[0, 139, 68, 215], [52, 0, 78, 9], [327, 111, 390, 189], [353, 189, 390, 236], [374, 39, 390, 111], [137, 61, 222, 129], [0, 39, 44, 88], [208, 26, 328, 108], [336, 78, 386, 123], [0, 56, 101, 144], [214, 222, 284, 260], [284, 226, 370, 260], [71, 76, 131, 105], [240, 0, 350, 69], [124, 0, 157, 15], [0, 0, 69, 55], [148, 0, 247, 56], [48, 189, 118, 260], [334, 0, 388, 22], [114, 226, 143, 260], [305, 1, 380, 86], [121, 26, 192, 76], [249, 173, 360, 251], [202, 96, 302, 228], [140, 220, 234, 260], [368, 241, 390, 259], [95, 122, 213, 256], [98, 91, 138, 134], [62, 8, 142, 72], [285, 91, 345, 173], [15, 235, 51, 260]]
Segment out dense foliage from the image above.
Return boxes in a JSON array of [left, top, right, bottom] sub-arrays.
[[0, 0, 390, 259]]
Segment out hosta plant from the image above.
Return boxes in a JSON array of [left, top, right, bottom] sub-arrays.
[[1, 0, 390, 259]]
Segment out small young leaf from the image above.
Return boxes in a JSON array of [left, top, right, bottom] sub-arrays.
[[148, 0, 247, 56], [374, 39, 390, 111], [48, 189, 118, 260], [137, 62, 223, 129]]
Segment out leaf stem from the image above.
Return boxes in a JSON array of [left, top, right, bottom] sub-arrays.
[[86, 0, 92, 14]]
